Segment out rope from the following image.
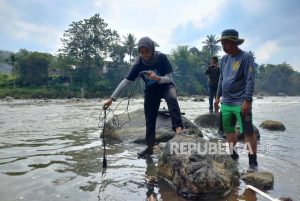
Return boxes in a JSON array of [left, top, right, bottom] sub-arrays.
[[102, 109, 107, 168], [98, 79, 143, 168]]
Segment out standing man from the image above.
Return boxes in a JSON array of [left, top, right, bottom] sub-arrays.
[[205, 56, 220, 113], [214, 29, 258, 171]]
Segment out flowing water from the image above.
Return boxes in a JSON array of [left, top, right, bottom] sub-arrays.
[[0, 97, 299, 201]]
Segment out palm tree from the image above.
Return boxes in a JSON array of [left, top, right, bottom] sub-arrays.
[[249, 50, 259, 76], [202, 35, 221, 55], [6, 54, 17, 88], [122, 33, 137, 65]]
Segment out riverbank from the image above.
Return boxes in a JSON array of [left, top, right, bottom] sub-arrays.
[[0, 86, 295, 100], [0, 87, 110, 99]]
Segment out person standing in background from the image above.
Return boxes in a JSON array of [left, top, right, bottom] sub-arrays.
[[205, 56, 220, 113]]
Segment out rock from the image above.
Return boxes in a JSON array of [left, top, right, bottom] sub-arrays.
[[194, 113, 260, 140], [192, 97, 205, 102], [241, 171, 274, 189], [4, 96, 14, 101], [178, 97, 188, 101], [279, 197, 293, 201], [103, 108, 202, 143], [44, 98, 51, 102], [194, 113, 219, 129], [277, 93, 286, 96], [66, 97, 85, 103], [259, 120, 286, 131], [158, 135, 239, 199]]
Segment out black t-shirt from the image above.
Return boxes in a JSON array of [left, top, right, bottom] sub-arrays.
[[126, 53, 174, 89], [205, 66, 220, 86]]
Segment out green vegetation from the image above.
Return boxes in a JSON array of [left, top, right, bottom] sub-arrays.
[[0, 13, 299, 99], [255, 63, 300, 95]]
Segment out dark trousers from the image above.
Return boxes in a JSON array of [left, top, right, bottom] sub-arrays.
[[144, 86, 183, 146], [208, 85, 218, 111]]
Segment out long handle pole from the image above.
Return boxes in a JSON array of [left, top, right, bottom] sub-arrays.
[[102, 109, 107, 169]]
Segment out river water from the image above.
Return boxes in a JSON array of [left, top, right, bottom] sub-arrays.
[[0, 97, 299, 201]]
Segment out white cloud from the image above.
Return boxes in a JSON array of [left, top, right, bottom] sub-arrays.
[[13, 20, 59, 41], [92, 0, 225, 47], [0, 0, 299, 72], [0, 0, 61, 52], [255, 40, 280, 64]]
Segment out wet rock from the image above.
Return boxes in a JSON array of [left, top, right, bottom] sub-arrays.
[[44, 98, 51, 102], [259, 120, 285, 131], [192, 97, 205, 102], [104, 108, 202, 143], [4, 96, 14, 101], [178, 97, 189, 101], [157, 135, 239, 199], [279, 197, 293, 201], [194, 113, 260, 140], [241, 171, 274, 189], [194, 113, 219, 129], [66, 97, 85, 103]]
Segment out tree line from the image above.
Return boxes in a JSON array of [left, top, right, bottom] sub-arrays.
[[0, 14, 300, 98]]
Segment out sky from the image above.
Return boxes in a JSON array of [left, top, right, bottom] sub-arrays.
[[1, 0, 300, 71]]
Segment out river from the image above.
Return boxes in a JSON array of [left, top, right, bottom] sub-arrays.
[[0, 96, 299, 201]]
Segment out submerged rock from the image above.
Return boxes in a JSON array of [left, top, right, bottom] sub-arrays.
[[241, 171, 274, 189], [192, 97, 205, 102], [4, 96, 14, 101], [157, 135, 239, 199], [103, 108, 202, 143], [259, 120, 286, 131]]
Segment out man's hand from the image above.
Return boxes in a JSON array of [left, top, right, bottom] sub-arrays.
[[214, 97, 220, 112], [241, 100, 251, 115], [103, 98, 113, 110]]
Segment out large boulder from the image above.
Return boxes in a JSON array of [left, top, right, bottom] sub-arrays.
[[158, 135, 239, 199], [259, 120, 286, 131], [241, 171, 274, 189], [194, 113, 219, 128], [103, 108, 203, 143]]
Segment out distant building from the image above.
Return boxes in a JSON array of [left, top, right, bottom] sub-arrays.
[[103, 57, 113, 74]]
